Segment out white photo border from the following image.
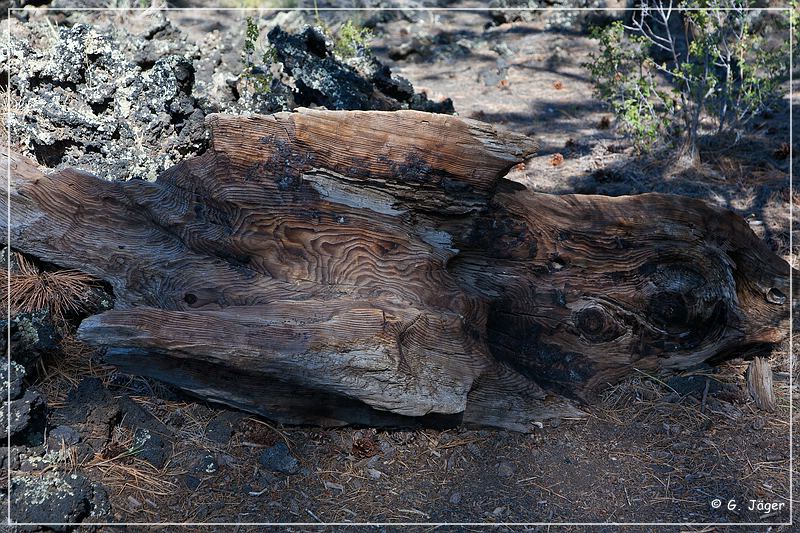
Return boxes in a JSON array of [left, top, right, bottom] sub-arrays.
[[4, 4, 794, 528]]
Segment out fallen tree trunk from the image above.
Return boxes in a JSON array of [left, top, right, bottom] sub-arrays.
[[3, 109, 792, 431]]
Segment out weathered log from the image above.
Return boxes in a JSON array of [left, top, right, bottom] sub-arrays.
[[3, 109, 792, 431]]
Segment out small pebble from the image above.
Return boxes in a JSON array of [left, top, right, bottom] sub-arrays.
[[127, 496, 142, 509], [259, 442, 300, 475], [498, 461, 516, 477]]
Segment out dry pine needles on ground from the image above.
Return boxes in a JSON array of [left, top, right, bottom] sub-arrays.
[[2, 251, 99, 328]]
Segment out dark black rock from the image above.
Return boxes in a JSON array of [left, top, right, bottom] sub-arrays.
[[0, 446, 23, 472], [76, 284, 115, 319], [117, 395, 169, 432], [1, 246, 22, 272], [184, 474, 202, 490], [74, 443, 95, 463], [498, 461, 516, 477], [2, 360, 26, 401], [254, 470, 277, 488], [409, 92, 455, 114], [6, 310, 60, 371], [268, 25, 376, 111], [268, 25, 454, 114], [58, 378, 119, 426], [10, 471, 111, 530], [259, 442, 300, 475], [2, 356, 47, 446], [489, 0, 539, 25], [115, 396, 173, 468], [47, 425, 81, 448], [52, 378, 122, 451], [371, 63, 414, 100], [2, 389, 46, 445], [10, 16, 457, 184], [666, 374, 723, 398], [132, 427, 169, 469], [489, 0, 627, 31], [205, 410, 245, 445], [7, 22, 207, 181]]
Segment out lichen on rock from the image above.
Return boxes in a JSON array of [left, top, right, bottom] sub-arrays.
[[5, 309, 59, 371], [5, 12, 455, 183], [5, 18, 207, 181], [0, 359, 46, 445], [10, 472, 111, 529]]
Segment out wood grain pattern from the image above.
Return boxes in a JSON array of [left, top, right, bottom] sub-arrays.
[[2, 108, 791, 431], [746, 356, 776, 412]]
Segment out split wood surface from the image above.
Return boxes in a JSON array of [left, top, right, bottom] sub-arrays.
[[746, 356, 777, 412], [3, 109, 792, 430]]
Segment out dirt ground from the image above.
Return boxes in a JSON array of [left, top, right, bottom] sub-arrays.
[[5, 2, 798, 530]]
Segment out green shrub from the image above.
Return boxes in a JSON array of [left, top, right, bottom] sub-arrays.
[[333, 20, 373, 60], [586, 0, 790, 156], [240, 14, 372, 95], [241, 16, 275, 94]]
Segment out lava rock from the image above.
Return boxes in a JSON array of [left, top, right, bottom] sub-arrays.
[[184, 474, 202, 490], [51, 378, 122, 452], [268, 25, 375, 111], [57, 378, 120, 426], [1, 246, 22, 272], [666, 374, 724, 398], [113, 395, 173, 468], [131, 427, 169, 469], [1, 356, 47, 446], [2, 359, 26, 401], [0, 446, 23, 472], [117, 395, 169, 431], [489, 0, 627, 31], [259, 442, 300, 475], [194, 452, 219, 475], [205, 410, 245, 445], [10, 472, 111, 530], [6, 21, 207, 181], [1, 389, 46, 445], [498, 461, 516, 477], [489, 0, 540, 25], [268, 25, 454, 114], [6, 310, 60, 371], [47, 425, 81, 448], [7, 15, 457, 184]]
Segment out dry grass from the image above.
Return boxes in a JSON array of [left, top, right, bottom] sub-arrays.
[[44, 422, 183, 510]]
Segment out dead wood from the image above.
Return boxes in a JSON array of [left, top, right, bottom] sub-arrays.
[[2, 108, 792, 431], [746, 356, 777, 412]]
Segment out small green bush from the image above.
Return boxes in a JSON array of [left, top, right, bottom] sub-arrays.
[[586, 0, 790, 156], [241, 16, 275, 94], [333, 20, 373, 60]]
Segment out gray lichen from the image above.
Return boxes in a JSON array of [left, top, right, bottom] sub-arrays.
[[10, 471, 111, 527], [5, 19, 207, 181]]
